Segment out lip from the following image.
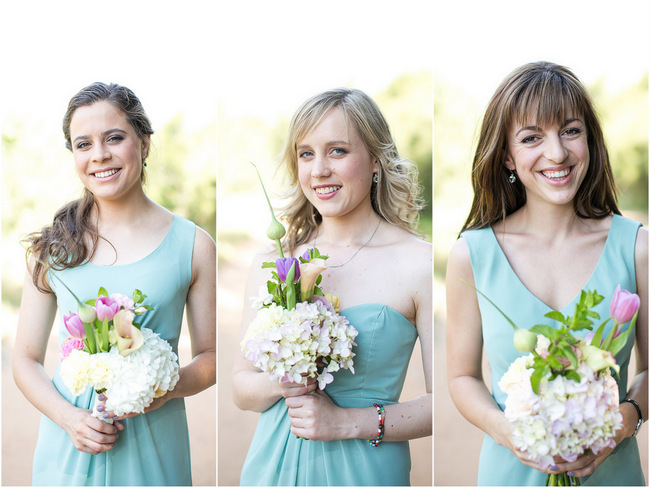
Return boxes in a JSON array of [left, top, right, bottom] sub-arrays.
[[91, 168, 121, 181], [312, 184, 342, 200], [539, 166, 574, 185]]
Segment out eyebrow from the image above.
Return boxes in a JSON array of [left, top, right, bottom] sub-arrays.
[[515, 118, 583, 136], [296, 140, 351, 150], [73, 128, 128, 143]]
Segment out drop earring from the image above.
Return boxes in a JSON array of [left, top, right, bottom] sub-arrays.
[[508, 170, 516, 184], [143, 159, 147, 168], [373, 173, 379, 184]]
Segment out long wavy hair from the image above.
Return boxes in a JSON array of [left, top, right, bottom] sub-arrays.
[[277, 88, 423, 250], [461, 61, 620, 233], [24, 82, 154, 292]]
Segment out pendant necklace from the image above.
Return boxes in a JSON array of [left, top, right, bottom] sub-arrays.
[[317, 218, 382, 269]]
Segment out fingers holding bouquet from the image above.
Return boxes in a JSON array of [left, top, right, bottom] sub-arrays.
[[62, 405, 121, 455], [286, 389, 342, 441], [279, 375, 318, 399]]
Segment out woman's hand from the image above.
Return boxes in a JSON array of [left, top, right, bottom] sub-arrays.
[[279, 376, 318, 399], [60, 406, 122, 455], [285, 389, 345, 441], [98, 392, 171, 421]]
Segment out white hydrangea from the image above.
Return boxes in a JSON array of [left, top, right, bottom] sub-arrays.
[[241, 298, 358, 389], [60, 327, 180, 417], [500, 348, 623, 469]]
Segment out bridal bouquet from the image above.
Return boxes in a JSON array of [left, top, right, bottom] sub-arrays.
[[474, 285, 639, 486], [58, 285, 179, 420], [240, 164, 358, 389]]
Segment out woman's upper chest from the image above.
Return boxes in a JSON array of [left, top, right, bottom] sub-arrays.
[[314, 248, 420, 324], [494, 225, 610, 311]]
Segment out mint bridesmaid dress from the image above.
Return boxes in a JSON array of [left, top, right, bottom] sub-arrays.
[[240, 304, 418, 486], [32, 215, 196, 486], [462, 214, 645, 486]]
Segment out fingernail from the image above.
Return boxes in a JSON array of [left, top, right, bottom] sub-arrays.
[[113, 416, 118, 420], [114, 428, 118, 434], [568, 472, 576, 477], [97, 406, 104, 412], [98, 394, 106, 401], [550, 466, 559, 471], [103, 413, 109, 418]]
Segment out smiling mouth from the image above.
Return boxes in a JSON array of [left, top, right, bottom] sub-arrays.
[[314, 186, 341, 195], [93, 168, 119, 178], [541, 167, 572, 180]]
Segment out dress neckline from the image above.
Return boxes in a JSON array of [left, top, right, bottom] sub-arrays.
[[341, 303, 415, 328], [487, 214, 618, 313], [85, 215, 178, 269]]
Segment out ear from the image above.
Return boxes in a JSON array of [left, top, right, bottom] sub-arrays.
[[141, 135, 151, 160], [503, 150, 515, 171], [373, 158, 379, 173]]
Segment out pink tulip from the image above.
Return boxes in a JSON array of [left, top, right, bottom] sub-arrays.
[[64, 312, 86, 339], [609, 285, 641, 324], [95, 296, 120, 322]]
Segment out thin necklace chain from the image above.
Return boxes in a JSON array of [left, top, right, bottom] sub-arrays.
[[316, 218, 382, 269]]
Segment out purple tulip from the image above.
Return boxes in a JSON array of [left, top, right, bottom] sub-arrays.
[[276, 257, 300, 283], [95, 296, 120, 322], [609, 285, 641, 324], [64, 312, 86, 339], [301, 248, 314, 261]]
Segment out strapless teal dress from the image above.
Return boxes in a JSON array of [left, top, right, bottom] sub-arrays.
[[240, 304, 418, 486], [463, 214, 645, 486], [32, 215, 195, 486]]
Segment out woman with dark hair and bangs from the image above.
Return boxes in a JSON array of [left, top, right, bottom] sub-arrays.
[[13, 82, 216, 486], [446, 62, 647, 485]]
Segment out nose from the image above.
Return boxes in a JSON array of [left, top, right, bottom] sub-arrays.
[[544, 134, 568, 164], [311, 153, 331, 178], [91, 142, 111, 163]]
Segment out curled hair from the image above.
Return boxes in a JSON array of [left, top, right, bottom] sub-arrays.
[[277, 88, 423, 250], [24, 82, 154, 292], [461, 61, 619, 233]]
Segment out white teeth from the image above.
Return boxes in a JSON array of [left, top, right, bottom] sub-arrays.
[[315, 186, 341, 194], [95, 169, 118, 178], [542, 168, 570, 179]]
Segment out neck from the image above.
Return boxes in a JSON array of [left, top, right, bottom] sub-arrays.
[[316, 208, 381, 247], [92, 187, 153, 226], [515, 200, 582, 239]]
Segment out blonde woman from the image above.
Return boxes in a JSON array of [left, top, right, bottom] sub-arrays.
[[233, 88, 432, 486]]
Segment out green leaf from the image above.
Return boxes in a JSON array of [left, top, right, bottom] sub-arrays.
[[82, 322, 97, 354], [558, 344, 578, 369], [98, 287, 109, 297], [544, 310, 567, 324], [565, 370, 581, 383], [261, 261, 277, 269], [531, 365, 549, 394], [530, 324, 562, 341], [609, 311, 638, 357]]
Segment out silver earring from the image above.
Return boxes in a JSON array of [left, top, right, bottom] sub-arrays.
[[373, 173, 379, 184], [143, 159, 147, 168], [508, 170, 516, 184]]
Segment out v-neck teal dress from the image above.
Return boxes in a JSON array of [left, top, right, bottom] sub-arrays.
[[240, 304, 418, 486], [462, 214, 644, 486], [32, 215, 195, 486]]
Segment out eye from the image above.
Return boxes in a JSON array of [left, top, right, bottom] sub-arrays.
[[107, 134, 125, 143], [521, 135, 540, 144], [330, 147, 348, 157], [298, 150, 314, 159], [75, 141, 90, 150], [563, 127, 583, 137]]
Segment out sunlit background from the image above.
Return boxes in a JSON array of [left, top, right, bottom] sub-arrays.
[[0, 2, 216, 485], [433, 1, 649, 485]]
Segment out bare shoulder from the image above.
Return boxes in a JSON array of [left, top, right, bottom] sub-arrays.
[[190, 225, 216, 285], [446, 236, 474, 285], [635, 226, 648, 267]]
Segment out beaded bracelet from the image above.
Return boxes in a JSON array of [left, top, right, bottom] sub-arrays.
[[621, 398, 644, 437], [369, 403, 385, 447]]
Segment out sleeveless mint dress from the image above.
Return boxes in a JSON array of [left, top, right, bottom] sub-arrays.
[[240, 304, 418, 486], [463, 214, 645, 486], [32, 215, 195, 486]]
